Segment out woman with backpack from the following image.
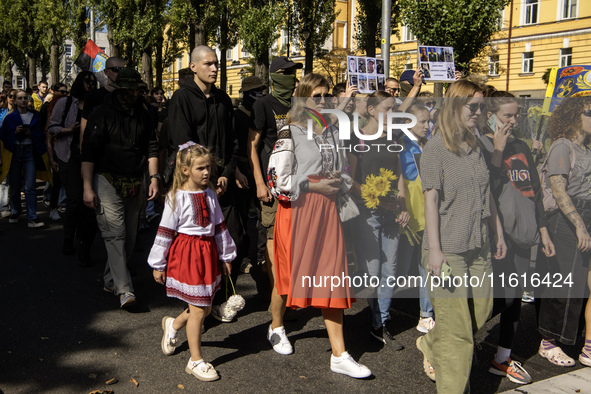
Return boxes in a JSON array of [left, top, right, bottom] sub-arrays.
[[477, 91, 555, 384], [537, 96, 591, 368]]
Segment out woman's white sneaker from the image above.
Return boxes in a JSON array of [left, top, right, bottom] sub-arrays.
[[267, 324, 293, 355], [330, 351, 372, 378]]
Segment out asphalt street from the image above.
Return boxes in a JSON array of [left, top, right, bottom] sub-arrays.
[[1, 193, 588, 393]]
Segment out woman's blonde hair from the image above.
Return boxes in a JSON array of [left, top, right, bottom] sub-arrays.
[[286, 73, 330, 124], [168, 144, 214, 211], [433, 79, 483, 153]]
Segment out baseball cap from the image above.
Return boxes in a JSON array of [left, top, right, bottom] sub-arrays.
[[400, 70, 426, 86], [270, 57, 303, 73], [240, 76, 266, 93]]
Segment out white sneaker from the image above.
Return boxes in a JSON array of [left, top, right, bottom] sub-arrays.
[[267, 324, 293, 355], [49, 209, 61, 221], [185, 358, 219, 381], [161, 316, 178, 356], [330, 351, 372, 378], [416, 317, 436, 333], [0, 210, 11, 218]]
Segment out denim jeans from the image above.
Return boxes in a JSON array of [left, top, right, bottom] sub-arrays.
[[398, 231, 433, 318], [352, 209, 400, 328], [9, 144, 38, 221]]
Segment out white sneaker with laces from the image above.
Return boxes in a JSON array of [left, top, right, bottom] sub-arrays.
[[267, 324, 293, 355], [330, 351, 372, 378], [416, 317, 436, 333]]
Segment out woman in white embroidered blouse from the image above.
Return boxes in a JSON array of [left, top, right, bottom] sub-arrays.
[[267, 73, 371, 379]]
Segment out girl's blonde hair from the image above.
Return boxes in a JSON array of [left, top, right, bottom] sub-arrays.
[[433, 79, 483, 153], [286, 73, 331, 124], [168, 144, 214, 211]]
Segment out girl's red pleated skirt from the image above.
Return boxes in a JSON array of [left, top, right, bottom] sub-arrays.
[[274, 192, 354, 309], [165, 233, 221, 307]]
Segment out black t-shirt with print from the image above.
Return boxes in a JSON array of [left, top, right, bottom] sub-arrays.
[[252, 94, 289, 174]]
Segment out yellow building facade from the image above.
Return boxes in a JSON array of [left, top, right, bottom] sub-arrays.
[[163, 0, 591, 99]]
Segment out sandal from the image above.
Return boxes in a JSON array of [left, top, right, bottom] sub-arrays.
[[538, 342, 575, 367], [416, 336, 436, 381], [580, 347, 591, 367]]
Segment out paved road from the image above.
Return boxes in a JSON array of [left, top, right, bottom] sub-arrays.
[[1, 196, 588, 393]]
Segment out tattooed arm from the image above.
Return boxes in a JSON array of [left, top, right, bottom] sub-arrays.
[[549, 174, 591, 252]]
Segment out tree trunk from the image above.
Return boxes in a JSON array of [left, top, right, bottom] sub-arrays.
[[434, 82, 444, 97], [142, 48, 153, 90], [304, 38, 313, 74], [365, 24, 377, 57], [107, 26, 120, 58], [28, 56, 37, 88], [4, 58, 13, 82], [255, 51, 269, 87], [125, 41, 135, 68], [189, 25, 196, 53], [220, 47, 227, 91], [155, 37, 163, 88], [50, 28, 60, 85], [194, 23, 207, 47]]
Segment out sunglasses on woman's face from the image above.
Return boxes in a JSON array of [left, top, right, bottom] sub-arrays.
[[465, 102, 484, 114], [8, 95, 14, 99], [311, 93, 333, 104], [58, 89, 68, 94]]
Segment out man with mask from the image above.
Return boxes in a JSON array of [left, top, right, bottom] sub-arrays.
[[247, 56, 302, 355], [81, 68, 159, 309]]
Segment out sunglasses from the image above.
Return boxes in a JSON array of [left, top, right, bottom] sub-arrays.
[[465, 102, 484, 114], [424, 101, 435, 106], [58, 90, 68, 94], [17, 96, 29, 100], [84, 78, 96, 84], [584, 110, 591, 117], [8, 95, 14, 99], [386, 88, 400, 92], [311, 93, 333, 104], [107, 66, 122, 73]]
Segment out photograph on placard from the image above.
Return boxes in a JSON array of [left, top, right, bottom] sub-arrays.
[[368, 76, 377, 92], [348, 56, 357, 73], [377, 76, 385, 91], [419, 46, 429, 62], [445, 48, 454, 63], [376, 59, 384, 75], [367, 58, 377, 74], [420, 63, 431, 79], [447, 66, 455, 79], [436, 48, 445, 62], [428, 47, 437, 62], [350, 74, 358, 87], [359, 74, 368, 91], [358, 58, 367, 73]]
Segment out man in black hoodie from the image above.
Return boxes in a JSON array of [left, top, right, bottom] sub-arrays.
[[168, 45, 242, 319]]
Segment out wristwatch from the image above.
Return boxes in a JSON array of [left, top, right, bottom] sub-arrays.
[[150, 173, 161, 181]]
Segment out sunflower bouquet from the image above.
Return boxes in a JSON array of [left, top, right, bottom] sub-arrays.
[[361, 168, 422, 246]]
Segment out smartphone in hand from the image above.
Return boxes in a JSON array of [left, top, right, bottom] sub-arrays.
[[487, 114, 498, 133], [440, 262, 453, 280]]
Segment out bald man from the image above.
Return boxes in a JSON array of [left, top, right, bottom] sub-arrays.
[[167, 46, 242, 316]]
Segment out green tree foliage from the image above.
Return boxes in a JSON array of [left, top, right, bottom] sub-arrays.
[[238, 1, 285, 83], [354, 0, 400, 57], [292, 0, 339, 73], [399, 0, 509, 71]]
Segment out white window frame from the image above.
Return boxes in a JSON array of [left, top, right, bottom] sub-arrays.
[[560, 0, 578, 20], [488, 55, 500, 76], [522, 52, 534, 73], [560, 48, 572, 67], [403, 26, 416, 42], [65, 44, 72, 57], [65, 60, 72, 74], [523, 0, 539, 25], [16, 76, 25, 89]]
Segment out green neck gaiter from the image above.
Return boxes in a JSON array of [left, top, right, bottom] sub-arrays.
[[271, 73, 296, 108]]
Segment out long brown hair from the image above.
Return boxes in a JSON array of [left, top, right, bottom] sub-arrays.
[[433, 79, 482, 153], [168, 144, 214, 212], [548, 96, 591, 143]]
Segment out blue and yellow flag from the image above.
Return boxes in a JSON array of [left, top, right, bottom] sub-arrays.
[[543, 65, 591, 114]]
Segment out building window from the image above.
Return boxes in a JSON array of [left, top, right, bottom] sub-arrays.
[[241, 46, 250, 58], [226, 49, 233, 60], [562, 0, 577, 19], [65, 44, 72, 57], [16, 76, 24, 89], [65, 60, 72, 74], [405, 64, 413, 70], [177, 57, 182, 71], [99, 47, 106, 53], [524, 0, 539, 25], [560, 48, 572, 67], [404, 27, 415, 42], [522, 51, 534, 73], [229, 85, 232, 96], [488, 55, 500, 75]]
